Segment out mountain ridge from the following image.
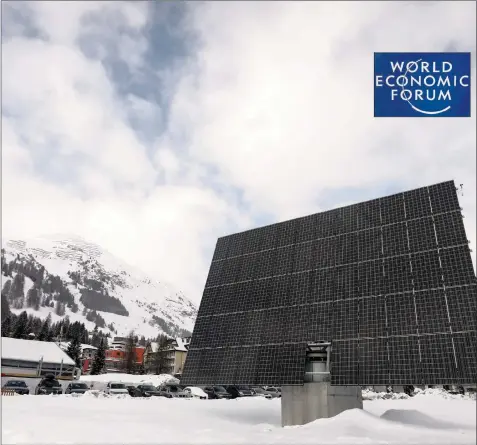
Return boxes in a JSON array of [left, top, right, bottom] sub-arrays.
[[1, 234, 197, 339]]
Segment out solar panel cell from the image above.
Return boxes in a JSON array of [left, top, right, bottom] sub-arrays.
[[407, 217, 437, 252], [446, 286, 477, 332], [384, 256, 413, 294], [440, 246, 476, 287], [434, 212, 468, 248], [419, 334, 456, 385], [358, 228, 382, 262], [359, 337, 389, 385], [428, 181, 460, 214], [415, 289, 450, 334], [357, 199, 381, 230], [359, 260, 384, 297], [359, 296, 387, 338], [380, 194, 405, 225], [382, 222, 408, 257], [386, 294, 418, 336], [411, 251, 443, 291], [388, 336, 420, 384], [453, 331, 477, 383], [404, 187, 432, 219]]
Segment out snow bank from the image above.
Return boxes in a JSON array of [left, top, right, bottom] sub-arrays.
[[362, 387, 476, 401], [80, 373, 178, 389], [362, 389, 410, 400], [3, 391, 475, 444], [414, 387, 477, 400]]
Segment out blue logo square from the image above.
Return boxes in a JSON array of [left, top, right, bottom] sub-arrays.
[[374, 52, 471, 117]]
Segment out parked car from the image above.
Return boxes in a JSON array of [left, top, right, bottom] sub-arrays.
[[126, 385, 142, 397], [65, 382, 89, 394], [2, 380, 29, 395], [226, 385, 256, 398], [157, 384, 192, 399], [35, 375, 63, 395], [251, 387, 274, 399], [183, 386, 208, 400], [135, 384, 163, 397], [202, 386, 232, 400], [262, 386, 281, 397], [105, 382, 129, 395]]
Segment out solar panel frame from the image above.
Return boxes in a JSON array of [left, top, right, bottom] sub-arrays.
[[181, 180, 477, 386]]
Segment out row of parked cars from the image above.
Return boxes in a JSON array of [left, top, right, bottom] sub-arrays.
[[2, 376, 282, 400], [2, 375, 83, 395], [104, 382, 281, 400]]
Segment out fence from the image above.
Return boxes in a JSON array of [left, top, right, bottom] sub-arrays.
[[1, 389, 19, 396]]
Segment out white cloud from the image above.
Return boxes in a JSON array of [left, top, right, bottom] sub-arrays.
[[171, 1, 476, 252], [2, 1, 476, 307]]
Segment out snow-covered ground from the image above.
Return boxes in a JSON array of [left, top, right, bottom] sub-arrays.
[[79, 373, 178, 389], [2, 391, 475, 444]]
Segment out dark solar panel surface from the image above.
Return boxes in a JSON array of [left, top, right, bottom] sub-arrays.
[[182, 181, 477, 386]]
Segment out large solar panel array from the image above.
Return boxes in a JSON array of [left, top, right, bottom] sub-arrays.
[[181, 181, 477, 386]]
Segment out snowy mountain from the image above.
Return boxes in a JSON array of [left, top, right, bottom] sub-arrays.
[[1, 234, 197, 338]]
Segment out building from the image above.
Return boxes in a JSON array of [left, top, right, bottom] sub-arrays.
[[110, 336, 129, 351], [1, 337, 79, 383], [104, 346, 145, 373], [143, 337, 191, 376], [58, 342, 98, 375]]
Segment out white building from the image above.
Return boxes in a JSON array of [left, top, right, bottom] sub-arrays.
[[110, 336, 128, 351], [1, 337, 79, 384], [143, 337, 191, 376]]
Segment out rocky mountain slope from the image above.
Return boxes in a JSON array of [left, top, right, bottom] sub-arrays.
[[1, 235, 197, 338]]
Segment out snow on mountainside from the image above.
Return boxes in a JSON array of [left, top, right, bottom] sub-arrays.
[[1, 234, 197, 338]]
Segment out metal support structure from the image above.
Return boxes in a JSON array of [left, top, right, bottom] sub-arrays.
[[304, 342, 331, 383]]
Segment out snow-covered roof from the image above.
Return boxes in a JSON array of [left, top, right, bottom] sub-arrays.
[[58, 341, 98, 352], [175, 337, 188, 352], [147, 337, 190, 353], [2, 337, 75, 366]]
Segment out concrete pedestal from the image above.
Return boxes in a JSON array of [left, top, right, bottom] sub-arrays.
[[281, 383, 363, 427]]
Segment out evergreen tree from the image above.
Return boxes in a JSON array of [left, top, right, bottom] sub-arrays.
[[9, 273, 26, 308], [124, 331, 136, 374], [83, 329, 89, 345], [1, 292, 11, 322], [2, 279, 12, 300], [66, 333, 82, 368], [45, 323, 54, 341], [26, 287, 40, 310], [90, 338, 106, 375], [25, 314, 35, 336], [12, 311, 29, 339], [91, 326, 100, 348], [38, 314, 52, 341], [1, 249, 7, 275], [63, 316, 71, 333], [153, 334, 170, 375], [32, 317, 42, 334], [55, 301, 66, 316], [2, 314, 12, 337]]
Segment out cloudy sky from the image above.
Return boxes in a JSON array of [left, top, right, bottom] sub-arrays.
[[2, 1, 476, 304]]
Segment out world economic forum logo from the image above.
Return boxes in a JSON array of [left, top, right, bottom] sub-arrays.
[[374, 52, 471, 117]]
